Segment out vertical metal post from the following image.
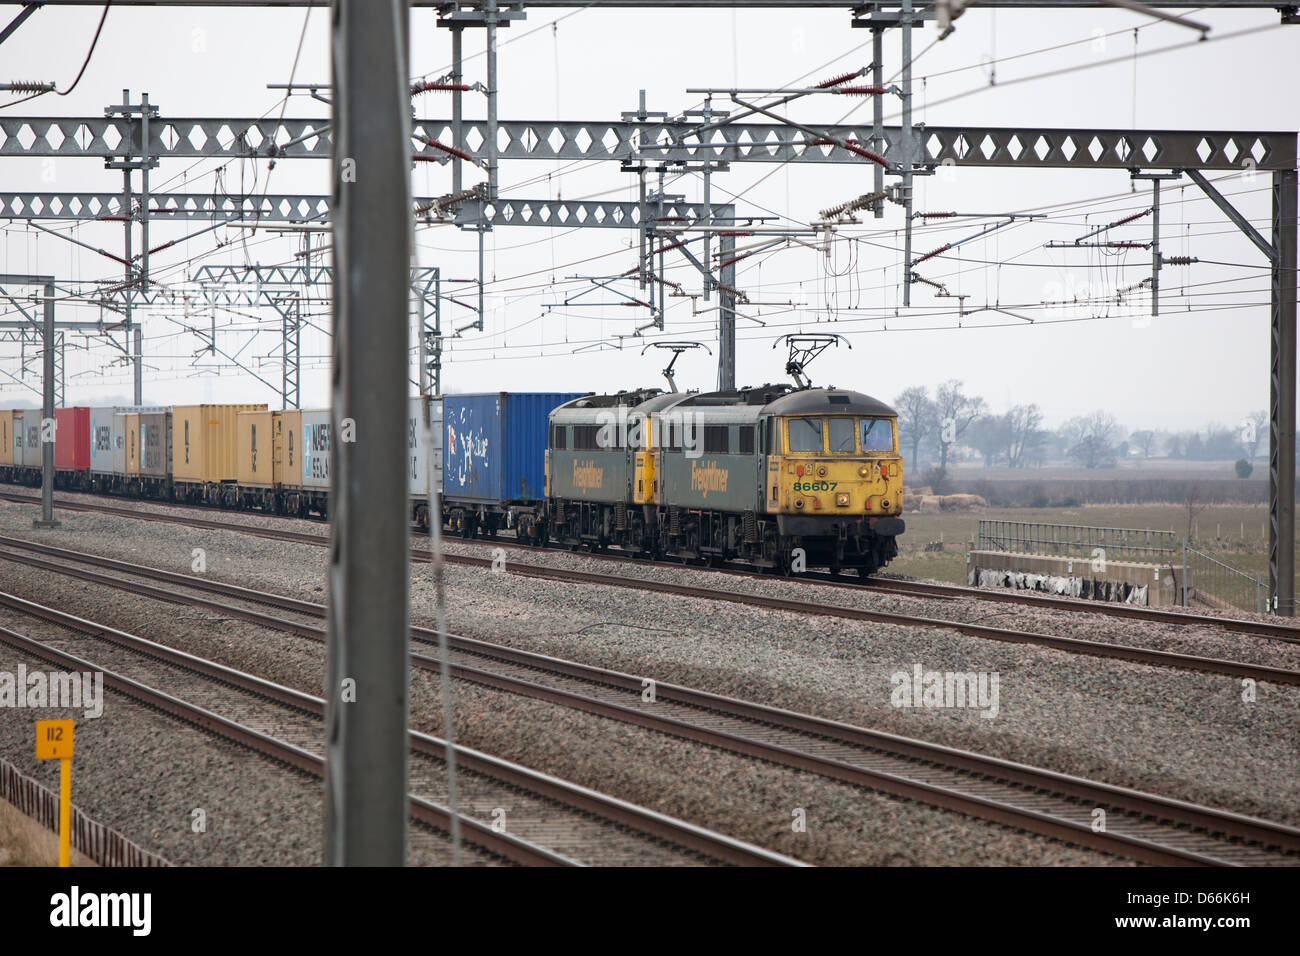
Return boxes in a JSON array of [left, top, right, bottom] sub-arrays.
[[34, 281, 58, 529], [872, 27, 884, 219], [485, 0, 499, 199], [326, 0, 412, 866], [900, 0, 914, 306], [718, 231, 736, 391], [476, 226, 486, 331], [415, 273, 461, 865], [1151, 179, 1160, 316], [1181, 540, 1188, 607], [451, 25, 463, 195], [1270, 168, 1297, 616]]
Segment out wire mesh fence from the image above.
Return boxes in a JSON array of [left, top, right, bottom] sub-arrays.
[[1181, 546, 1266, 614], [977, 519, 1179, 565]]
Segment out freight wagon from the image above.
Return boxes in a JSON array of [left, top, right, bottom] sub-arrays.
[[172, 404, 267, 505], [441, 391, 584, 538]]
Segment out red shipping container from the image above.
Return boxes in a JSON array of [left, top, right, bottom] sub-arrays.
[[54, 406, 91, 471]]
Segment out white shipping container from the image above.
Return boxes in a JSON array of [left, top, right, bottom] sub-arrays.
[[12, 412, 23, 465], [429, 397, 443, 499], [22, 417, 43, 468], [301, 409, 331, 491], [407, 397, 444, 500], [89, 406, 119, 475]]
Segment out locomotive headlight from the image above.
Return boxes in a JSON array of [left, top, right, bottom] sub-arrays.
[[883, 499, 890, 509], [817, 466, 827, 477], [835, 493, 850, 507], [858, 465, 869, 478], [794, 498, 805, 509]]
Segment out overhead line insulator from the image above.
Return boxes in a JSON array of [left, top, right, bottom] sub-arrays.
[[912, 243, 952, 266], [921, 211, 956, 219], [815, 71, 858, 90], [411, 81, 472, 94], [834, 86, 886, 96], [415, 137, 475, 164]]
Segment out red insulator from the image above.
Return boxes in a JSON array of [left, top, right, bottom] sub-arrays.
[[815, 71, 858, 89], [411, 81, 471, 94], [653, 240, 686, 256], [843, 141, 888, 167], [913, 243, 952, 266], [923, 211, 957, 218], [1110, 210, 1148, 228], [417, 137, 475, 163]]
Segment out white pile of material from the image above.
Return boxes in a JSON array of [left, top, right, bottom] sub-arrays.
[[969, 567, 1148, 606]]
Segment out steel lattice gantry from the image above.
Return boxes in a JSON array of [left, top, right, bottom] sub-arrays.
[[2, 116, 1293, 170], [0, 107, 1295, 613]]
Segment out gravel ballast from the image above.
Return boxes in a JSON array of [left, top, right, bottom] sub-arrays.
[[0, 494, 1294, 860]]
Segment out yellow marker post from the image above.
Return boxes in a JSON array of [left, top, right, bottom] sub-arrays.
[[35, 719, 74, 867]]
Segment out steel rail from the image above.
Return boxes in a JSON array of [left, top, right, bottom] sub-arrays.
[[5, 542, 1298, 866]]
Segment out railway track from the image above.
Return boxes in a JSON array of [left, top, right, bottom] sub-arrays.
[[3, 493, 1294, 685], [0, 587, 797, 867], [5, 536, 1299, 866], [4, 488, 1297, 646]]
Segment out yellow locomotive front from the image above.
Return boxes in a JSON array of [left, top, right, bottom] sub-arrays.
[[766, 412, 902, 516], [761, 389, 905, 575]]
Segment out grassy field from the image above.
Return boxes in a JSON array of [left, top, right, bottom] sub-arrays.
[[890, 501, 1292, 597]]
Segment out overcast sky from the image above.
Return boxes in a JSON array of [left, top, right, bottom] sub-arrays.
[[0, 2, 1294, 434]]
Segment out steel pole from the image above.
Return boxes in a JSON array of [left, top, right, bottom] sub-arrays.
[[34, 281, 58, 529], [872, 26, 884, 219], [1270, 169, 1297, 616], [325, 0, 413, 865], [901, 0, 914, 306], [718, 231, 736, 390]]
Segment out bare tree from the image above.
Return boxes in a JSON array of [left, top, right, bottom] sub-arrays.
[[1065, 411, 1120, 469], [933, 379, 987, 470], [967, 415, 1010, 467], [893, 385, 936, 469], [1129, 429, 1157, 459], [1184, 481, 1205, 545], [1245, 409, 1267, 460], [1004, 404, 1045, 469]]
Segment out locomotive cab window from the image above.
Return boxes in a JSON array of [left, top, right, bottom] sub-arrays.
[[860, 417, 894, 453], [828, 417, 855, 454], [787, 417, 823, 453], [552, 424, 567, 450]]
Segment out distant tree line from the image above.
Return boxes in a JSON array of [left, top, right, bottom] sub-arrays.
[[894, 381, 1272, 477]]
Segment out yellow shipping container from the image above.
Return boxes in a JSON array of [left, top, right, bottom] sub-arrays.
[[172, 404, 267, 483], [124, 413, 142, 475], [277, 409, 303, 488], [236, 410, 280, 487], [0, 411, 12, 467]]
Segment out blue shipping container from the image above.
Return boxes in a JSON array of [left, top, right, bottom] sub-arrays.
[[442, 392, 583, 504]]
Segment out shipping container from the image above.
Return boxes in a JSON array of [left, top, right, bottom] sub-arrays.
[[0, 411, 12, 468], [301, 408, 331, 490], [172, 404, 267, 483], [138, 410, 171, 477], [236, 410, 279, 487], [22, 415, 43, 468], [88, 407, 120, 475], [429, 398, 443, 499], [122, 413, 142, 474], [441, 392, 582, 504], [277, 409, 302, 487], [12, 411, 24, 468], [406, 397, 441, 499], [54, 407, 90, 471]]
